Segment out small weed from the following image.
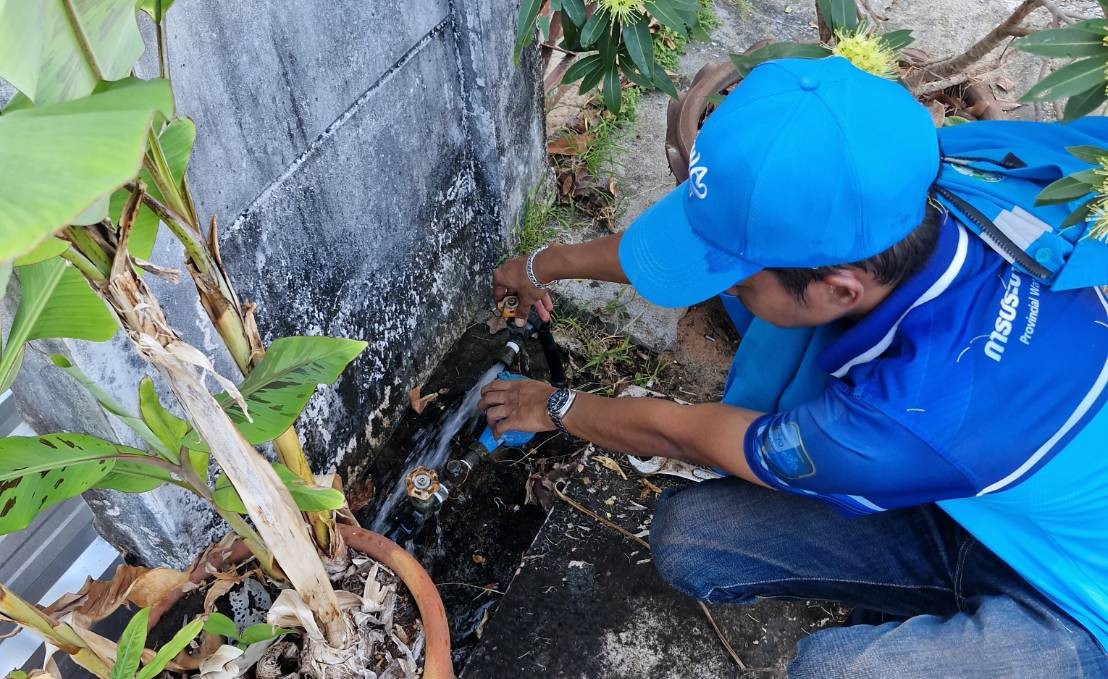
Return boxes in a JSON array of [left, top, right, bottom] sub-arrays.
[[514, 189, 574, 256], [727, 0, 753, 17], [698, 0, 722, 32], [553, 311, 670, 395], [654, 27, 684, 72], [580, 85, 641, 178], [654, 0, 719, 71]]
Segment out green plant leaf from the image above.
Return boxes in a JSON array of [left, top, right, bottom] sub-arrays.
[[139, 116, 195, 210], [1036, 172, 1098, 205], [561, 0, 586, 27], [1014, 27, 1108, 58], [203, 612, 239, 640], [109, 190, 160, 260], [49, 355, 173, 458], [186, 448, 210, 481], [731, 43, 833, 77], [13, 238, 69, 266], [880, 29, 915, 51], [562, 54, 603, 84], [109, 607, 150, 679], [580, 12, 607, 47], [652, 63, 680, 98], [513, 0, 544, 64], [237, 623, 291, 647], [1066, 145, 1108, 165], [817, 0, 859, 35], [134, 616, 203, 679], [0, 433, 145, 533], [213, 463, 346, 515], [0, 78, 174, 261], [94, 458, 173, 493], [1021, 55, 1108, 102], [644, 0, 689, 37], [579, 60, 608, 93], [138, 377, 188, 458], [205, 336, 367, 446], [1072, 18, 1108, 35], [1063, 83, 1108, 122], [620, 59, 654, 90], [136, 0, 177, 22], [19, 263, 116, 343], [622, 13, 654, 79], [1061, 197, 1098, 227], [0, 260, 116, 392], [602, 63, 623, 113], [0, 0, 145, 105]]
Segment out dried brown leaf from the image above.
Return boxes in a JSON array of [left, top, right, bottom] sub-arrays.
[[471, 553, 487, 566], [407, 385, 439, 414], [547, 133, 592, 156], [639, 477, 662, 501], [44, 565, 190, 622], [593, 455, 628, 480]]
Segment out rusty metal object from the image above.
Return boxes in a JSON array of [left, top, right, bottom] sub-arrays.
[[665, 41, 768, 183], [404, 466, 446, 512], [497, 294, 519, 318]]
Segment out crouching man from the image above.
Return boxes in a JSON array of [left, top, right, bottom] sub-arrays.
[[481, 56, 1108, 678]]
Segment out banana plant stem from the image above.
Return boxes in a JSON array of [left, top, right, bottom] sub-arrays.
[[0, 585, 112, 678], [178, 458, 283, 580], [135, 186, 336, 552]]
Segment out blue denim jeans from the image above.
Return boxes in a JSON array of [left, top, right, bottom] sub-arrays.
[[650, 477, 1108, 678]]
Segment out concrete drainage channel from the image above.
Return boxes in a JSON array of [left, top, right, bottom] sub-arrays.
[[351, 321, 580, 670]]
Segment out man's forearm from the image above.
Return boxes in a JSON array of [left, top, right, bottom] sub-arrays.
[[533, 233, 629, 285], [562, 392, 768, 486]]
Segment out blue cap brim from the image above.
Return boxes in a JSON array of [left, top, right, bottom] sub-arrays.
[[619, 181, 762, 308]]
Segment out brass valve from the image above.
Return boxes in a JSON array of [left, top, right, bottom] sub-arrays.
[[404, 466, 447, 512], [497, 295, 519, 318]]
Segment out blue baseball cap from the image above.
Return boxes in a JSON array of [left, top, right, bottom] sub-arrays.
[[619, 56, 940, 308]]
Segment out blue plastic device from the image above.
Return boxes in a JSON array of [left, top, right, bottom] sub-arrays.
[[475, 372, 537, 454]]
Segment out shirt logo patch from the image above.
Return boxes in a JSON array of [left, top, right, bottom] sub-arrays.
[[688, 144, 709, 200], [758, 420, 816, 480]]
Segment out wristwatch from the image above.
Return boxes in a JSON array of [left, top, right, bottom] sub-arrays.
[[546, 388, 577, 436], [526, 245, 552, 290]]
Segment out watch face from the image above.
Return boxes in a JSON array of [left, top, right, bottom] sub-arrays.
[[548, 389, 569, 412]]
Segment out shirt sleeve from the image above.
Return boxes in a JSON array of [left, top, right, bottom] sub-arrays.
[[743, 381, 977, 516]]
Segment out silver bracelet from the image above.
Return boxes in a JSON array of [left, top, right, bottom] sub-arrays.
[[526, 244, 552, 290]]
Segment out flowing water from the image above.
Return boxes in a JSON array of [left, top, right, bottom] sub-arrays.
[[369, 360, 506, 533]]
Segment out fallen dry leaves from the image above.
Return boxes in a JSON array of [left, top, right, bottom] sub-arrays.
[[593, 454, 628, 480]]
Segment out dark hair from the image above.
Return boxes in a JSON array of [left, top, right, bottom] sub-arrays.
[[769, 202, 943, 302]]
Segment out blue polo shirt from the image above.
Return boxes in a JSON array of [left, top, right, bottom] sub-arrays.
[[742, 215, 1108, 647]]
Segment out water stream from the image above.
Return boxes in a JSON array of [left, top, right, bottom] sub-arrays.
[[369, 360, 506, 533]]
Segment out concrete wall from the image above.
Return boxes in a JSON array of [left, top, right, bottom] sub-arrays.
[[9, 0, 546, 567]]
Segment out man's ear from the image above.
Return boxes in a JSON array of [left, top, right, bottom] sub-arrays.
[[820, 270, 866, 310]]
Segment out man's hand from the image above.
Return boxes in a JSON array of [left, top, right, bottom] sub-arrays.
[[492, 256, 553, 322], [478, 377, 557, 437]]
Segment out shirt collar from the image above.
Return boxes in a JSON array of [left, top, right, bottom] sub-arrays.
[[818, 214, 970, 378]]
